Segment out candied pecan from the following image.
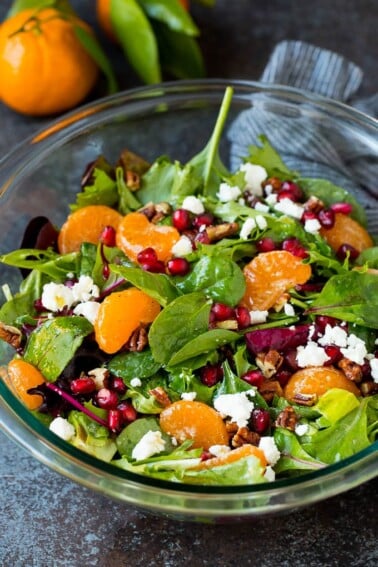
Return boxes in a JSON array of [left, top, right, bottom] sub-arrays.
[[149, 386, 171, 408], [138, 201, 156, 220], [360, 381, 378, 396], [0, 322, 22, 349], [303, 195, 325, 214], [293, 392, 318, 406], [259, 380, 283, 403], [256, 350, 283, 378], [231, 426, 260, 448], [338, 357, 363, 383], [275, 406, 298, 431], [225, 421, 239, 438], [206, 222, 239, 243], [127, 325, 148, 352], [263, 176, 282, 192], [151, 202, 172, 224], [126, 170, 141, 190]]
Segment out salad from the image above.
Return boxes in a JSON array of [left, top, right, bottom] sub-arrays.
[[0, 87, 377, 486]]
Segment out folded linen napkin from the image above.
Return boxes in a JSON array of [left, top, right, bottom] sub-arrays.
[[227, 41, 378, 235]]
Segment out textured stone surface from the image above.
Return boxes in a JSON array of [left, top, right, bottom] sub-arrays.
[[0, 0, 377, 565]]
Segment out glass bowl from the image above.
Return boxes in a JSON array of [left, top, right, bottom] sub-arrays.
[[0, 79, 377, 522]]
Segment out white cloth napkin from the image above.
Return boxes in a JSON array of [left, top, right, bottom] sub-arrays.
[[228, 41, 378, 235]]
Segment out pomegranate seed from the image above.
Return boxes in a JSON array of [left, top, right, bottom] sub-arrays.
[[100, 226, 116, 247], [336, 243, 359, 261], [318, 208, 335, 228], [200, 364, 223, 387], [281, 181, 303, 201], [315, 315, 340, 332], [301, 210, 317, 222], [276, 369, 292, 387], [70, 377, 96, 395], [200, 450, 213, 461], [251, 409, 270, 434], [277, 189, 297, 202], [282, 238, 308, 258], [108, 409, 123, 432], [211, 302, 235, 321], [241, 370, 264, 387], [235, 306, 251, 329], [192, 212, 214, 229], [96, 388, 119, 410], [256, 237, 276, 253], [118, 401, 138, 423], [167, 257, 190, 276], [330, 202, 353, 215], [110, 376, 127, 394], [172, 209, 192, 231], [295, 282, 324, 293], [194, 231, 211, 245], [140, 259, 166, 273], [324, 345, 343, 365], [137, 247, 158, 264]]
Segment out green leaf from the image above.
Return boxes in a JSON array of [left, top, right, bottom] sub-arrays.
[[181, 455, 267, 486], [0, 270, 44, 326], [24, 316, 93, 381], [0, 249, 79, 281], [70, 168, 118, 212], [7, 0, 74, 17], [110, 264, 179, 306], [110, 0, 162, 84], [107, 349, 161, 381], [115, 167, 142, 214], [356, 247, 378, 269], [246, 135, 296, 179], [168, 328, 239, 367], [116, 416, 171, 458], [73, 25, 118, 95], [139, 0, 199, 35], [69, 409, 117, 462], [148, 292, 212, 365], [314, 388, 360, 428], [168, 367, 215, 404], [274, 428, 326, 474], [137, 157, 177, 204]]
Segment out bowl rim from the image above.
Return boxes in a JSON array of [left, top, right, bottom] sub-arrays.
[[0, 78, 377, 517]]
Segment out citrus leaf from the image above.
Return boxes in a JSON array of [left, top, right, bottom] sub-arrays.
[[7, 0, 74, 17], [139, 0, 199, 36], [73, 25, 118, 94], [110, 0, 162, 84]]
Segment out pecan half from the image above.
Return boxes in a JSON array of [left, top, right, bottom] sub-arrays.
[[293, 392, 318, 406], [256, 350, 283, 378], [231, 426, 260, 448], [126, 170, 141, 190], [360, 381, 378, 396], [259, 380, 283, 403], [0, 322, 22, 349], [303, 195, 324, 214], [262, 176, 282, 192], [149, 386, 171, 408], [275, 406, 298, 431], [338, 357, 363, 383], [127, 325, 148, 352], [206, 222, 239, 243]]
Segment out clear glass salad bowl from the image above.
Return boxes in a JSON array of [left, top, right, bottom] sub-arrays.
[[0, 79, 377, 522]]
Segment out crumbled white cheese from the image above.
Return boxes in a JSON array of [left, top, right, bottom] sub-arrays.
[[296, 341, 330, 367], [240, 217, 256, 240], [370, 358, 378, 383], [171, 235, 193, 257], [209, 444, 231, 458], [255, 202, 270, 213], [318, 325, 348, 348], [238, 197, 246, 206], [88, 367, 108, 389], [265, 193, 278, 206], [73, 301, 100, 324], [131, 430, 166, 461], [264, 465, 276, 482], [239, 163, 268, 196], [71, 275, 99, 303], [255, 215, 268, 230], [130, 377, 142, 388], [49, 417, 75, 442], [41, 282, 74, 312], [213, 390, 255, 428], [181, 195, 205, 215], [259, 436, 280, 466], [181, 391, 197, 401], [217, 182, 242, 203], [295, 423, 309, 437], [274, 198, 304, 219], [264, 184, 273, 195], [284, 303, 295, 317], [249, 310, 269, 324], [340, 334, 367, 365], [304, 218, 322, 234]]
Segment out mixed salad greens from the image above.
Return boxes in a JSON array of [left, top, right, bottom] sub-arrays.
[[0, 87, 377, 486]]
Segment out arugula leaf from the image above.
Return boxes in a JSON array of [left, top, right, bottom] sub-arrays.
[[148, 292, 212, 365], [24, 316, 93, 381], [111, 264, 179, 306], [246, 135, 296, 179]]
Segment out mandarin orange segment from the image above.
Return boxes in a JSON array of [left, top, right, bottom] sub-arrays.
[[116, 212, 180, 263], [159, 400, 229, 449], [6, 359, 45, 410], [319, 213, 373, 254], [284, 366, 360, 403], [194, 444, 267, 470], [241, 250, 312, 311], [58, 205, 123, 254], [94, 287, 161, 354]]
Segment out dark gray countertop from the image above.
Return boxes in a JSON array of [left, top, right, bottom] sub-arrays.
[[1, 1, 377, 565]]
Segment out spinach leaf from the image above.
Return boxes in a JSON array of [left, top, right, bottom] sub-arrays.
[[148, 292, 212, 365], [111, 264, 179, 306], [309, 271, 378, 329], [0, 249, 79, 281], [108, 349, 161, 381], [176, 254, 245, 306], [246, 135, 296, 179], [0, 270, 44, 326], [274, 428, 326, 474], [24, 316, 93, 381], [116, 417, 173, 458], [168, 328, 239, 367], [215, 360, 253, 396], [168, 368, 215, 404]]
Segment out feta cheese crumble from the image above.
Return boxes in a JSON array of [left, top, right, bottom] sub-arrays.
[[295, 423, 309, 437], [318, 325, 348, 348], [304, 218, 321, 234], [259, 436, 280, 466], [181, 195, 204, 215], [73, 301, 100, 324], [171, 235, 193, 257], [239, 163, 268, 196], [209, 444, 231, 458], [284, 302, 295, 317], [370, 358, 378, 383], [130, 377, 142, 388], [340, 334, 367, 365], [255, 215, 268, 230], [71, 275, 99, 302], [274, 198, 304, 219], [296, 341, 330, 367], [49, 417, 75, 441], [132, 430, 166, 461], [41, 282, 74, 312], [216, 182, 241, 203], [240, 217, 256, 240], [181, 391, 197, 401], [213, 390, 255, 427], [249, 310, 269, 324]]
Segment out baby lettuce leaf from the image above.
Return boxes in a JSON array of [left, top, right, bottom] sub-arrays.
[[176, 254, 245, 306], [181, 455, 267, 486], [115, 167, 142, 214], [0, 249, 79, 281], [24, 316, 93, 381], [68, 408, 117, 462], [107, 349, 161, 381], [314, 388, 360, 428], [111, 264, 179, 306], [246, 135, 296, 179], [148, 292, 212, 365], [0, 270, 44, 327], [70, 168, 118, 212], [168, 367, 215, 404], [309, 271, 378, 329], [356, 247, 378, 269], [274, 428, 326, 474]]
